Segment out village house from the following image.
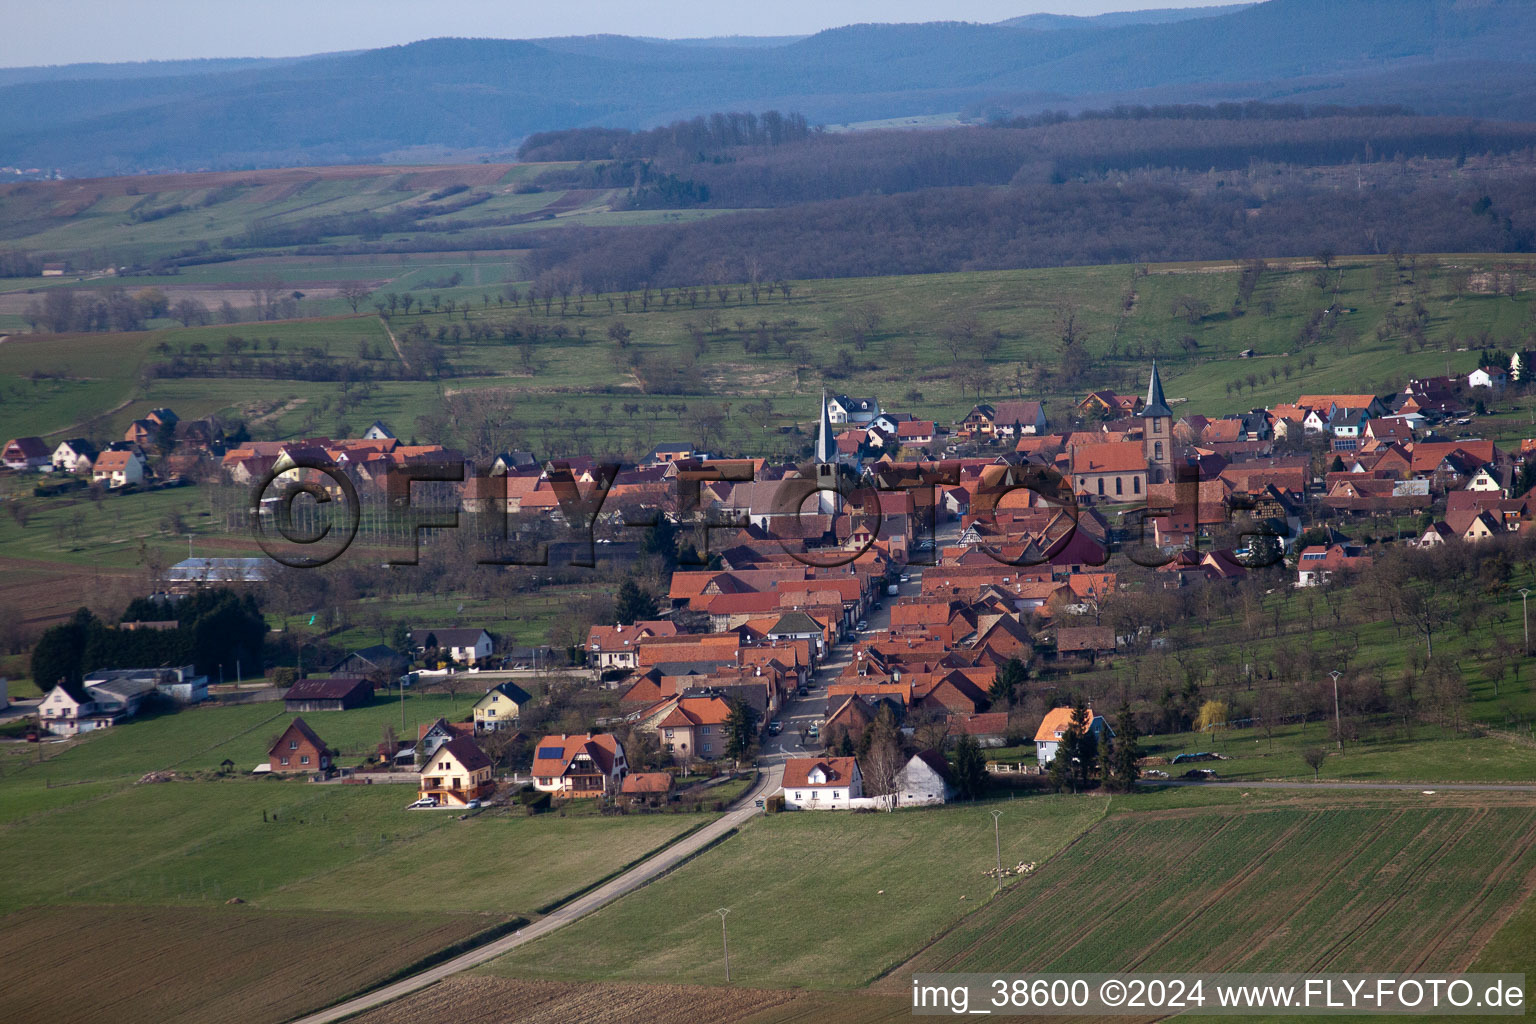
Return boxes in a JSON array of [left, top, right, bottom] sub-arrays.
[[783, 756, 864, 809], [418, 735, 494, 807], [1295, 543, 1372, 587], [472, 681, 532, 733], [585, 620, 678, 671], [413, 627, 494, 664], [1077, 390, 1143, 418], [826, 394, 881, 425], [2, 436, 50, 471], [91, 449, 146, 488], [50, 438, 97, 474], [633, 692, 734, 762], [532, 732, 628, 797], [267, 717, 334, 774], [1469, 366, 1508, 390], [416, 717, 474, 763], [1034, 705, 1114, 766]]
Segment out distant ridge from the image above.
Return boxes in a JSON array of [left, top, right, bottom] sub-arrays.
[[996, 4, 1254, 31], [0, 0, 1532, 175]]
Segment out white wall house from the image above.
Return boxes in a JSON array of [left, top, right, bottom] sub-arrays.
[[783, 756, 863, 809], [1034, 707, 1114, 767], [415, 627, 494, 664], [1469, 366, 1508, 390]]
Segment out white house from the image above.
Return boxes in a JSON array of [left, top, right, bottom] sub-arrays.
[[783, 756, 863, 809], [1466, 465, 1505, 494], [51, 438, 97, 474], [91, 449, 146, 488], [1034, 706, 1114, 767], [894, 750, 955, 806], [39, 674, 161, 736], [414, 627, 494, 664], [1469, 366, 1508, 390], [362, 420, 396, 440], [827, 395, 880, 426], [1301, 409, 1330, 435]]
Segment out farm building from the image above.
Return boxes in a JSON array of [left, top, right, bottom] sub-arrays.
[[283, 677, 373, 712], [330, 645, 408, 679], [267, 717, 334, 774], [620, 771, 674, 806], [894, 750, 955, 806], [165, 557, 269, 591]]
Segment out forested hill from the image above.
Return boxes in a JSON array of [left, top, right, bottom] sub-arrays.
[[3, 0, 1535, 175]]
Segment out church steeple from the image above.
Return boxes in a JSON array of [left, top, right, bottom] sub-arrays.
[[1143, 361, 1174, 484], [1144, 360, 1172, 420], [815, 389, 835, 463]]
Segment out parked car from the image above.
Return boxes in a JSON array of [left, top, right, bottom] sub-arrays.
[[797, 685, 809, 697], [856, 619, 868, 630], [768, 720, 783, 735], [407, 797, 436, 809]]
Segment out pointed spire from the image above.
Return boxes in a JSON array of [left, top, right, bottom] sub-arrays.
[[815, 389, 835, 463], [1143, 361, 1172, 419]]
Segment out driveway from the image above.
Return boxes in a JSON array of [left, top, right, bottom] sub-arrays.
[[288, 764, 782, 1024]]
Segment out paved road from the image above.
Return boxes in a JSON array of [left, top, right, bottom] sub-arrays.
[[289, 764, 782, 1024], [756, 566, 924, 765], [1140, 778, 1536, 792]]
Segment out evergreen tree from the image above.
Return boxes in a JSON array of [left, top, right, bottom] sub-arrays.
[[30, 607, 94, 690], [1070, 700, 1095, 790], [723, 698, 758, 763], [1106, 701, 1142, 793], [989, 656, 1029, 708], [953, 734, 987, 800], [614, 577, 659, 625]]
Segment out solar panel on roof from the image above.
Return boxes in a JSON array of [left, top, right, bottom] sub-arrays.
[[537, 746, 566, 759]]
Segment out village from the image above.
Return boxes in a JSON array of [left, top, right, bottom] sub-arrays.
[[6, 351, 1534, 815]]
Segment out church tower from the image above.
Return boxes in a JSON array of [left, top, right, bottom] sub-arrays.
[[814, 390, 840, 515], [1142, 361, 1174, 484]]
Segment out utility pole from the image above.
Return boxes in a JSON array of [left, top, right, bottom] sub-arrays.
[[716, 907, 731, 982], [1329, 670, 1343, 750], [990, 809, 1004, 896]]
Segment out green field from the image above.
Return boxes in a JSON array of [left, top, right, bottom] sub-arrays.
[[899, 796, 1536, 978], [4, 255, 1534, 459], [482, 794, 1110, 989]]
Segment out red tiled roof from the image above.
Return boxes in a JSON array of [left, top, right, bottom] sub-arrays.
[[782, 756, 858, 789]]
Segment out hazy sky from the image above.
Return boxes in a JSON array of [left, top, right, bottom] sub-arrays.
[[3, 1, 1233, 68]]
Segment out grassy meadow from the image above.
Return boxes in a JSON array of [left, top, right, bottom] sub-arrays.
[[1, 254, 1534, 457], [482, 794, 1110, 989]]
